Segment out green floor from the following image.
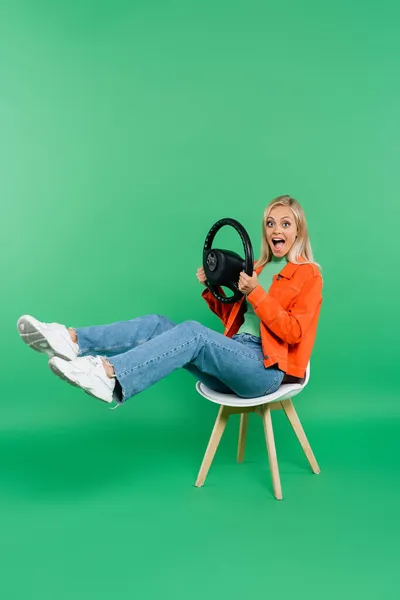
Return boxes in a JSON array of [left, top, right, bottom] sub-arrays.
[[1, 375, 399, 599], [2, 0, 400, 597]]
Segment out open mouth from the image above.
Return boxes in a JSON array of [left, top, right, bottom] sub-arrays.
[[272, 238, 285, 251]]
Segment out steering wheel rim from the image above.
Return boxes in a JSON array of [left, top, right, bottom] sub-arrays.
[[202, 217, 254, 304]]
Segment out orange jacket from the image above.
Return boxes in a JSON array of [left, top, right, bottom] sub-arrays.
[[201, 258, 323, 379]]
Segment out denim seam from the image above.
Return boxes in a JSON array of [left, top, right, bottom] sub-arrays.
[[117, 334, 201, 377], [263, 372, 283, 395], [117, 332, 264, 378], [83, 343, 137, 353]]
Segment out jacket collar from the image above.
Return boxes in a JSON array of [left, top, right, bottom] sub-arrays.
[[255, 255, 307, 279]]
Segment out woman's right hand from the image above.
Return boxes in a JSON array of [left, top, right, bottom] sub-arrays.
[[196, 266, 208, 286]]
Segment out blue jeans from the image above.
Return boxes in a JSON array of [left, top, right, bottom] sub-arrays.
[[75, 315, 285, 402]]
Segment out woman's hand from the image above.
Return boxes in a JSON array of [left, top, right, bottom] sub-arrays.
[[196, 266, 208, 286], [238, 271, 258, 295], [197, 266, 258, 294]]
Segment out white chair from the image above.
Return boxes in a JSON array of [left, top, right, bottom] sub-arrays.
[[194, 362, 320, 500]]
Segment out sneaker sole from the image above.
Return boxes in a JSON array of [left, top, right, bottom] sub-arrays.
[[48, 359, 112, 404], [17, 316, 74, 361]]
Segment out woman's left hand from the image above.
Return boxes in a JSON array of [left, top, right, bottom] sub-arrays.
[[238, 271, 258, 295]]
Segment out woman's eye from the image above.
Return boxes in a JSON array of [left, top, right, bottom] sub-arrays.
[[267, 221, 290, 227]]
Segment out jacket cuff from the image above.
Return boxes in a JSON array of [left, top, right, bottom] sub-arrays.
[[246, 284, 268, 308]]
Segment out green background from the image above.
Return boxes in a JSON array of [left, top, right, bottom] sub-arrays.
[[1, 1, 399, 598]]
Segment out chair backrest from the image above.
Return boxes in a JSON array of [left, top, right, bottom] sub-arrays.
[[302, 362, 311, 386], [280, 361, 310, 403]]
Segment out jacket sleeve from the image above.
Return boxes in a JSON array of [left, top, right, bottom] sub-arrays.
[[201, 287, 236, 326], [246, 274, 323, 344]]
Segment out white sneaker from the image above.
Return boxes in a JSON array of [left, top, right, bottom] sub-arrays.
[[48, 355, 116, 403], [17, 315, 79, 361]]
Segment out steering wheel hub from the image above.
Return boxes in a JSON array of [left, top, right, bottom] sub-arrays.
[[203, 218, 254, 303]]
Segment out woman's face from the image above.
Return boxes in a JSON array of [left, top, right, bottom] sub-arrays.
[[265, 205, 298, 257]]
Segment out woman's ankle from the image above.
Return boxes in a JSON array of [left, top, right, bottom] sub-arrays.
[[101, 358, 116, 379], [68, 328, 78, 344]]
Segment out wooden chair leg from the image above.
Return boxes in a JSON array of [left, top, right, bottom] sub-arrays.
[[195, 406, 230, 487], [260, 404, 283, 500], [281, 399, 320, 474], [237, 413, 248, 463]]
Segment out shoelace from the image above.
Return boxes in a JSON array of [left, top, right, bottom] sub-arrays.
[[87, 355, 105, 369], [85, 355, 117, 377]]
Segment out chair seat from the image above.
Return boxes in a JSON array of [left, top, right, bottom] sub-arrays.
[[196, 380, 303, 407], [195, 362, 311, 408]]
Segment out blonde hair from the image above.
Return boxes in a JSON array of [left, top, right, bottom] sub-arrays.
[[254, 195, 322, 271]]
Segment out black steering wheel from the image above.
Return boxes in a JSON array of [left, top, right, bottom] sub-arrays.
[[203, 218, 254, 303]]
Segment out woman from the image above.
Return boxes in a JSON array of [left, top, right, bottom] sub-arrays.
[[17, 195, 323, 406]]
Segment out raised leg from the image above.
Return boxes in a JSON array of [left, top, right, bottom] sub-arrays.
[[281, 399, 320, 474], [195, 406, 230, 487], [237, 413, 248, 463], [260, 404, 282, 500], [76, 314, 177, 357]]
